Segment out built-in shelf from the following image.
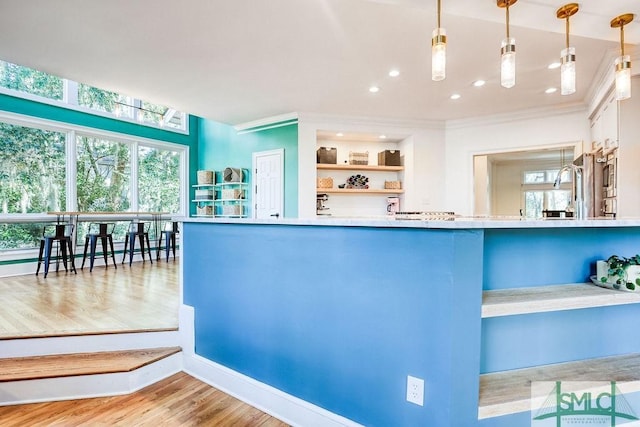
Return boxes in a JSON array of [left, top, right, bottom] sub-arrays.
[[316, 164, 404, 172], [479, 353, 640, 419], [482, 283, 640, 318], [316, 188, 404, 194]]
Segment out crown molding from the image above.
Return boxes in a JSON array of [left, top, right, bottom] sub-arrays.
[[446, 103, 588, 130], [586, 50, 640, 119], [296, 112, 445, 131], [234, 112, 298, 134]]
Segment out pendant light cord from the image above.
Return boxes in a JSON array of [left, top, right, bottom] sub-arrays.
[[437, 0, 441, 30], [506, 3, 510, 39], [620, 24, 625, 56], [565, 17, 570, 49]]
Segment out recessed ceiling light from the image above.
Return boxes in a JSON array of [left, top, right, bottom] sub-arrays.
[[450, 93, 461, 100], [389, 70, 400, 77], [548, 62, 561, 70], [369, 86, 380, 93], [336, 132, 344, 137], [473, 80, 486, 87], [379, 135, 387, 139], [545, 87, 558, 94]]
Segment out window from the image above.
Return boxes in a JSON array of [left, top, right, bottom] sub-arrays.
[[0, 60, 64, 100], [138, 146, 181, 214], [522, 169, 572, 218], [76, 135, 131, 212], [0, 59, 188, 133], [0, 122, 66, 213]]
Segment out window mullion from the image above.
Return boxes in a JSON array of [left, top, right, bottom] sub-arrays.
[[66, 130, 77, 211], [130, 141, 139, 211]]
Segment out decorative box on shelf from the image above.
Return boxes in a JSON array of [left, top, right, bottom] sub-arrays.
[[378, 150, 401, 166], [384, 181, 402, 190], [317, 177, 334, 189], [196, 205, 213, 216], [222, 204, 243, 216], [195, 189, 214, 200], [197, 170, 214, 185], [349, 151, 369, 165], [221, 189, 244, 199], [317, 147, 337, 164]]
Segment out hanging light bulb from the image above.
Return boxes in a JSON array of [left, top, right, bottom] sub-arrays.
[[556, 4, 579, 96], [611, 14, 634, 101], [431, 0, 446, 81], [498, 0, 517, 89]]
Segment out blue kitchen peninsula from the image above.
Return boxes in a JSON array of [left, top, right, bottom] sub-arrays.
[[180, 217, 640, 427]]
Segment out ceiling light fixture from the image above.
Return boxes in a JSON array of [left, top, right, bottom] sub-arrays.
[[545, 87, 558, 94], [336, 132, 344, 137], [369, 86, 380, 93], [389, 70, 400, 77], [473, 80, 486, 87], [611, 13, 634, 101], [557, 3, 579, 96], [432, 0, 446, 81], [548, 62, 561, 70], [379, 135, 387, 139], [450, 93, 461, 100], [497, 0, 517, 89]]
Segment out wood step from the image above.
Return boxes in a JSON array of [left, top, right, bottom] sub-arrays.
[[0, 347, 181, 382], [479, 352, 640, 419]]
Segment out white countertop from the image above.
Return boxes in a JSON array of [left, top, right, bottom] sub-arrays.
[[177, 216, 640, 229]]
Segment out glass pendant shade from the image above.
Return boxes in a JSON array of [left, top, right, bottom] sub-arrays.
[[560, 47, 576, 95], [501, 37, 516, 88], [615, 55, 632, 101], [431, 28, 446, 81]]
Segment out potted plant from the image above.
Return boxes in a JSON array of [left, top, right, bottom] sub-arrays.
[[596, 254, 640, 291]]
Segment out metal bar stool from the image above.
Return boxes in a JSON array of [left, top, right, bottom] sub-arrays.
[[122, 220, 153, 266], [157, 221, 179, 262], [36, 223, 77, 278], [81, 222, 117, 272]]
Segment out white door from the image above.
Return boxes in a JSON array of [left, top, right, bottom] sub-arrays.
[[253, 149, 284, 219]]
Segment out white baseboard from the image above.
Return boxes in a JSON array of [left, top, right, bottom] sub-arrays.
[[2, 330, 180, 358], [0, 352, 182, 406], [179, 304, 361, 427]]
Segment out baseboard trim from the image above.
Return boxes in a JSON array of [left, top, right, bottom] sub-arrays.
[[179, 304, 361, 427]]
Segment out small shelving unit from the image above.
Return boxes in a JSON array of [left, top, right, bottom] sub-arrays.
[[213, 182, 248, 218], [192, 183, 215, 218]]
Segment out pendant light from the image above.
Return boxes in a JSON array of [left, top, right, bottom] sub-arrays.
[[497, 0, 517, 89], [556, 4, 579, 96], [611, 14, 634, 101], [431, 0, 446, 81]]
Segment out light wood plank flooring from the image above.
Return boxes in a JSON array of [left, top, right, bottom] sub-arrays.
[[0, 260, 178, 339], [0, 372, 289, 426]]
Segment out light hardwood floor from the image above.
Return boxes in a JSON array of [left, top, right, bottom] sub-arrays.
[[0, 260, 179, 339], [0, 261, 288, 425], [0, 372, 289, 426]]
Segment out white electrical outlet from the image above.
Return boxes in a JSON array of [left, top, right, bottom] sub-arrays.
[[406, 375, 424, 406]]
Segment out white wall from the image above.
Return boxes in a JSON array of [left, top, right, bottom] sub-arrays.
[[445, 107, 591, 216], [617, 76, 640, 218], [297, 114, 446, 218]]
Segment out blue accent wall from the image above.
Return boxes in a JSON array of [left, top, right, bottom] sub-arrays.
[[182, 223, 640, 426], [197, 119, 298, 217], [183, 223, 484, 427]]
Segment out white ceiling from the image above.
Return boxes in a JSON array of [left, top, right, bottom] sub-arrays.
[[0, 0, 637, 126]]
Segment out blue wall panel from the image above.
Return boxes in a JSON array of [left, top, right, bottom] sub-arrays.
[[483, 227, 640, 290], [183, 223, 484, 426]]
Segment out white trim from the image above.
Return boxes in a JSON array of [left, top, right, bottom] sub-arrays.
[[179, 304, 361, 427], [446, 103, 587, 130], [298, 112, 444, 130], [234, 112, 298, 133]]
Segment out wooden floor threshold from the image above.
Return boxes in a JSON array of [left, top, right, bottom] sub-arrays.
[[479, 352, 640, 419], [0, 326, 179, 341], [0, 346, 181, 382]]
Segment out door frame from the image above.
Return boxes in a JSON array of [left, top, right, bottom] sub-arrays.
[[252, 148, 284, 219]]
